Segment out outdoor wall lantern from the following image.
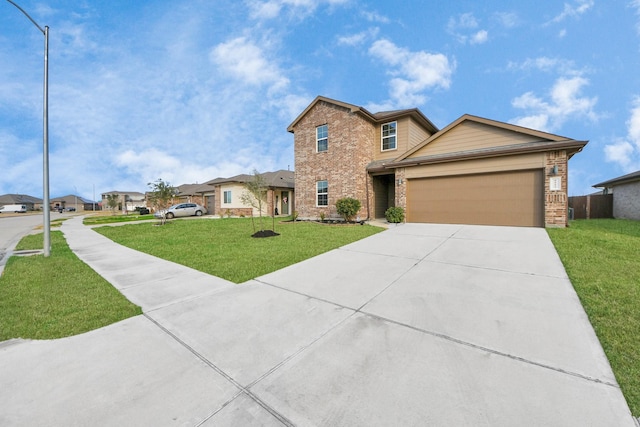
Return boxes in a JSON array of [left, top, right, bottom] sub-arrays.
[[550, 165, 559, 176]]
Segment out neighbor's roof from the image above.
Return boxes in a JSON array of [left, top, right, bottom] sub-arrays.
[[593, 169, 640, 188], [102, 191, 146, 198], [287, 95, 439, 134], [50, 195, 95, 204], [0, 193, 42, 204], [176, 183, 212, 195], [203, 170, 295, 188]]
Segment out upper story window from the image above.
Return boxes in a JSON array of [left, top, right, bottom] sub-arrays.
[[223, 190, 232, 204], [381, 121, 397, 151], [317, 180, 328, 206], [316, 124, 328, 152]]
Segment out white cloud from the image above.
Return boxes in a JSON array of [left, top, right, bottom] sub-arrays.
[[494, 12, 519, 28], [508, 56, 577, 73], [470, 30, 489, 45], [511, 75, 598, 132], [604, 140, 636, 170], [210, 36, 289, 92], [368, 39, 454, 109], [246, 0, 349, 21], [548, 0, 594, 24], [632, 0, 640, 35], [447, 12, 489, 45], [337, 28, 379, 46], [362, 10, 390, 23], [448, 12, 479, 30], [604, 97, 640, 171]]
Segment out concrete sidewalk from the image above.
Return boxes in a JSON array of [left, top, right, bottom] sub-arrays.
[[0, 216, 635, 426]]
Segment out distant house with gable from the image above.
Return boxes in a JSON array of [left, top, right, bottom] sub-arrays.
[[594, 170, 640, 220], [0, 194, 42, 211]]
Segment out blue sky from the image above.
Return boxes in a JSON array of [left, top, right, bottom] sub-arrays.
[[2, 0, 640, 201]]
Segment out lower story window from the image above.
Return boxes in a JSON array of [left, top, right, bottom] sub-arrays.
[[317, 180, 328, 206], [223, 190, 232, 204]]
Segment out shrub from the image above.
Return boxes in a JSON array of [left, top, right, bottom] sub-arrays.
[[385, 206, 404, 223], [336, 197, 361, 222]]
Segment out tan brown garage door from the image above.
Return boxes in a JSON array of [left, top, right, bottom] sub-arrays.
[[406, 169, 544, 227]]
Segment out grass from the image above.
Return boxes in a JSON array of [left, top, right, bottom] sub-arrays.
[[0, 231, 142, 341], [95, 217, 384, 283], [547, 219, 640, 415], [83, 213, 154, 225]]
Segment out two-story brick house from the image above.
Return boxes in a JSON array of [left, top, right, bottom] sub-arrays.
[[289, 96, 587, 227]]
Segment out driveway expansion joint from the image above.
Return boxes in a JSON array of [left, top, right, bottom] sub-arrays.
[[363, 311, 620, 388], [143, 313, 296, 426]]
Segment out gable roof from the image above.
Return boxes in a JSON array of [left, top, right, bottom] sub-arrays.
[[176, 183, 213, 195], [397, 114, 582, 162], [50, 195, 95, 204], [0, 194, 42, 204], [593, 170, 640, 188], [203, 170, 295, 189], [101, 191, 146, 201], [287, 95, 439, 134], [366, 114, 588, 172]]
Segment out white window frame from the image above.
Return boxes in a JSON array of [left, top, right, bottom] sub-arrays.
[[223, 190, 232, 204], [316, 124, 328, 152], [381, 121, 397, 151], [316, 180, 328, 207]]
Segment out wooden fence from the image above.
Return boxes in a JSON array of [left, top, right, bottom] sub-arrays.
[[568, 194, 613, 219]]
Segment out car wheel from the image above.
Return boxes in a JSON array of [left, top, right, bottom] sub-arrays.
[[195, 210, 202, 216], [166, 212, 174, 219]]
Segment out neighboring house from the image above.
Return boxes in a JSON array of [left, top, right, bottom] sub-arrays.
[[101, 191, 146, 212], [203, 170, 295, 217], [289, 96, 588, 227], [0, 194, 42, 211], [174, 183, 211, 207], [50, 195, 97, 211], [593, 170, 640, 220]]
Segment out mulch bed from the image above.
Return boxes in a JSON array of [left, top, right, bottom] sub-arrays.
[[251, 230, 280, 238]]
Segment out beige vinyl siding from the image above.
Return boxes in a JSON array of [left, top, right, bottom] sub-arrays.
[[404, 153, 545, 179], [374, 117, 433, 161], [410, 121, 544, 158]]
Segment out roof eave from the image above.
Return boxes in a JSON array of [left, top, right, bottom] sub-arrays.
[[369, 140, 588, 171]]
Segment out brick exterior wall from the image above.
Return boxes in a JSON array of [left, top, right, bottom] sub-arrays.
[[293, 100, 375, 220], [612, 181, 640, 220], [544, 150, 569, 227]]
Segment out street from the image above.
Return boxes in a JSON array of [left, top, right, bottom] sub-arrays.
[[0, 213, 46, 274]]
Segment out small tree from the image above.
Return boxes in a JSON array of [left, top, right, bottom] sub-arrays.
[[240, 169, 269, 233], [147, 178, 177, 225], [336, 197, 361, 222], [105, 194, 119, 215]]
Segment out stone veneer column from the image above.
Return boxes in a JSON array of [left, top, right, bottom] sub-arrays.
[[544, 150, 568, 227], [395, 168, 407, 212]]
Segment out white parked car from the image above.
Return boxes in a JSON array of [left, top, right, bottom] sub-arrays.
[[154, 203, 207, 219]]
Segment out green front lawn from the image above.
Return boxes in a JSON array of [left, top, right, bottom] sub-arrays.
[[83, 213, 155, 225], [0, 232, 142, 341], [547, 219, 640, 415], [95, 217, 383, 283]]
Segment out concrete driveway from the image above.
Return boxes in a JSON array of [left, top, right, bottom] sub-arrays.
[[0, 218, 635, 426]]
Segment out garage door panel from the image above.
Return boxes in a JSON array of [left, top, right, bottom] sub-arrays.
[[407, 170, 543, 227]]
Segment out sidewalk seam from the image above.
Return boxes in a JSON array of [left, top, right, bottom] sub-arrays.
[[143, 313, 295, 427]]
